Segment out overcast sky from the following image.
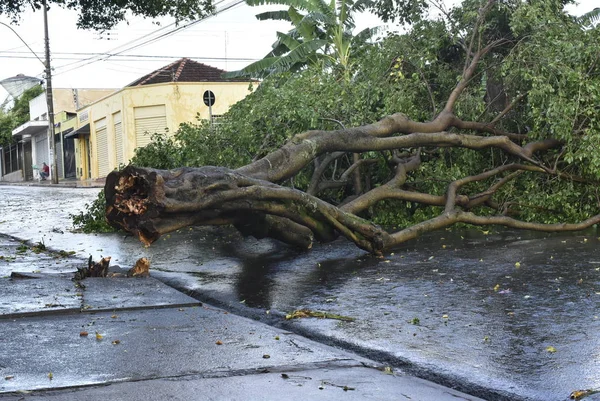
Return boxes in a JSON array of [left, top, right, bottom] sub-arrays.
[[0, 0, 596, 103]]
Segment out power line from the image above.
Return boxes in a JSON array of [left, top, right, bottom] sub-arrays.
[[50, 17, 185, 72], [0, 54, 258, 62], [0, 21, 45, 66], [103, 0, 245, 58], [0, 40, 42, 53], [1, 50, 255, 58], [52, 0, 243, 77]]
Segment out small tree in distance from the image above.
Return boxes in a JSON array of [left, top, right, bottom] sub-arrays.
[[0, 85, 44, 148]]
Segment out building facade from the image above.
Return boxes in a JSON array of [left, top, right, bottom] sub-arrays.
[[3, 88, 115, 182], [72, 58, 256, 180]]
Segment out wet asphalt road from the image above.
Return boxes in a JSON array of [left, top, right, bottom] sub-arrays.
[[1, 184, 599, 401]]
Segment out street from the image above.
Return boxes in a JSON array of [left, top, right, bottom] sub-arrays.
[[1, 184, 600, 400]]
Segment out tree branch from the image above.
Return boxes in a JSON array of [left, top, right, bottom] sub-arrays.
[[342, 154, 421, 214], [236, 108, 560, 183], [464, 170, 522, 209], [457, 211, 600, 232], [445, 164, 538, 212], [490, 93, 526, 125], [307, 151, 345, 195]]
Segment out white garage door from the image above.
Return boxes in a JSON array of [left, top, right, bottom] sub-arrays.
[[34, 133, 49, 167], [113, 111, 124, 166], [95, 118, 109, 177], [134, 105, 167, 149]]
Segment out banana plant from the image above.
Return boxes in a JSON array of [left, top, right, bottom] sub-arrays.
[[224, 0, 378, 80], [577, 7, 600, 28]]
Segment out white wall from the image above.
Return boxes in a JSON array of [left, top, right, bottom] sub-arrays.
[[29, 94, 48, 121]]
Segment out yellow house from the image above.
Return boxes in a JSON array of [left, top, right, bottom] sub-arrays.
[[71, 58, 257, 180]]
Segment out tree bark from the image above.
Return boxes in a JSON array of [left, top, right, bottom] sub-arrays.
[[105, 166, 391, 254]]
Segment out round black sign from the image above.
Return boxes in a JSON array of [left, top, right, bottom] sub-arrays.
[[203, 90, 215, 106]]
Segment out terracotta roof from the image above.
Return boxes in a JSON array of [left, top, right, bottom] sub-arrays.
[[126, 58, 251, 87]]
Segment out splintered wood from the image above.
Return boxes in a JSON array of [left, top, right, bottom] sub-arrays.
[[113, 175, 149, 216], [73, 256, 150, 280], [127, 257, 150, 277]]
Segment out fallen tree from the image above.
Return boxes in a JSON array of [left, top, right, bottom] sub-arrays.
[[105, 0, 600, 255]]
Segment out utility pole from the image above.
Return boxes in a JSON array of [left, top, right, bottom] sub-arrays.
[[43, 0, 58, 184]]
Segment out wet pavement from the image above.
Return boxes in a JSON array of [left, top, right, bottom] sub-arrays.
[[0, 245, 480, 401], [152, 229, 600, 401], [0, 365, 476, 401], [1, 185, 599, 400]]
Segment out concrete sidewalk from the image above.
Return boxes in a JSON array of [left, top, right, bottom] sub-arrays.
[[0, 236, 482, 400]]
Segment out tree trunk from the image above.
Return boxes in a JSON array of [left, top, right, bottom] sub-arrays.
[[105, 166, 391, 255]]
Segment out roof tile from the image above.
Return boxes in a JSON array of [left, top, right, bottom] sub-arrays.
[[127, 58, 251, 86]]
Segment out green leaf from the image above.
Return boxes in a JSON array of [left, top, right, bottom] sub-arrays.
[[255, 10, 292, 21]]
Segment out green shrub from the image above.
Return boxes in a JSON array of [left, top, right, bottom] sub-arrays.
[[70, 189, 115, 233], [129, 131, 184, 169]]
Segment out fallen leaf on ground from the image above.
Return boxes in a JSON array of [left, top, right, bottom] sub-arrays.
[[570, 389, 600, 400], [285, 309, 355, 322], [515, 262, 521, 268], [47, 372, 53, 380], [112, 340, 121, 345], [215, 340, 223, 345], [546, 346, 557, 353], [262, 354, 270, 359], [95, 332, 103, 340], [79, 331, 88, 337], [5, 376, 14, 380]]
